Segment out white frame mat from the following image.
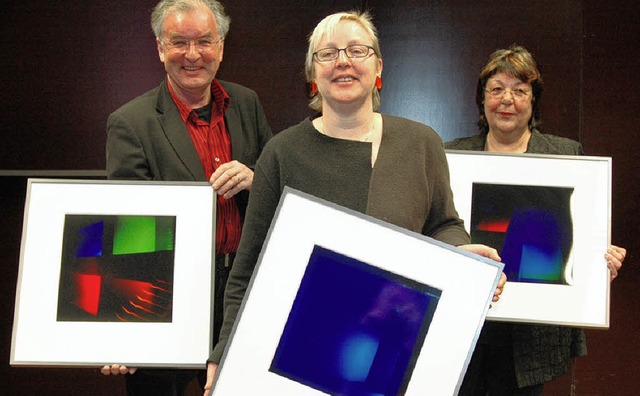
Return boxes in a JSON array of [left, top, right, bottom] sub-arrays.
[[11, 179, 215, 368], [446, 150, 611, 328], [213, 188, 504, 396]]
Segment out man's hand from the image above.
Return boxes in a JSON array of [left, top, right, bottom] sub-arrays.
[[100, 364, 137, 376], [210, 160, 253, 199]]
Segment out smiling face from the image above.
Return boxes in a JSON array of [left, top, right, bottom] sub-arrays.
[[156, 4, 224, 105], [312, 20, 382, 112], [483, 72, 533, 137]]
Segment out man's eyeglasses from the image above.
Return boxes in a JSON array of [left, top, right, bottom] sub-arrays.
[[313, 44, 376, 62], [484, 86, 531, 100], [162, 37, 222, 54]]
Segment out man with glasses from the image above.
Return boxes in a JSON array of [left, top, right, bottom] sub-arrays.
[[103, 1, 272, 394]]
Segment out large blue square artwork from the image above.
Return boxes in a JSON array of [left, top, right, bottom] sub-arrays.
[[470, 183, 575, 285], [270, 245, 441, 396]]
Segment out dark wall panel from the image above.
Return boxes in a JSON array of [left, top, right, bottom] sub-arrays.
[[218, 0, 364, 133], [574, 1, 640, 394], [372, 0, 582, 143], [0, 0, 361, 171], [0, 0, 163, 170], [1, 0, 638, 395]]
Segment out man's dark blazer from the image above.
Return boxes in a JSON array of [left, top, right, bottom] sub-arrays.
[[105, 79, 271, 391], [106, 79, 273, 215]]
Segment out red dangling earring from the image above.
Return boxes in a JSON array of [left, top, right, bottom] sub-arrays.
[[375, 76, 382, 91], [310, 81, 318, 95]]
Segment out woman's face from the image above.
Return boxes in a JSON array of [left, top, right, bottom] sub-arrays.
[[313, 20, 382, 110], [483, 72, 533, 136]]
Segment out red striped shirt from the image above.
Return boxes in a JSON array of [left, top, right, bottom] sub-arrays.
[[168, 80, 241, 254]]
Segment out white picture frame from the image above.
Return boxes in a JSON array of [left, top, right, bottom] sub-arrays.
[[11, 179, 215, 368], [212, 188, 504, 396], [446, 150, 611, 328]]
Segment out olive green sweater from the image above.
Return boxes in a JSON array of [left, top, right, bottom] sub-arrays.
[[210, 114, 469, 363]]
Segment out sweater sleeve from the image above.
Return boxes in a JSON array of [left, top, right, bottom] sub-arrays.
[[209, 145, 281, 363], [422, 139, 470, 246]]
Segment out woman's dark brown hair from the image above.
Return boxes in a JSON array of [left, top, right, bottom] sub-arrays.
[[476, 45, 544, 134]]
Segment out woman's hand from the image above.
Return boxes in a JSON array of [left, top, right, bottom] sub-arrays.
[[203, 362, 218, 396], [459, 243, 501, 261], [493, 272, 507, 302], [458, 243, 506, 302], [606, 245, 626, 281]]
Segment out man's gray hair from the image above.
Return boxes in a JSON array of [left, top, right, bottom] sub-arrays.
[[151, 0, 231, 39]]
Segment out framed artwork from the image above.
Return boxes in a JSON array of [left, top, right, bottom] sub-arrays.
[[446, 150, 612, 328], [11, 179, 215, 367], [212, 188, 504, 396]]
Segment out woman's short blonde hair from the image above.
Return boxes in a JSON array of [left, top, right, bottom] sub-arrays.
[[305, 11, 382, 112]]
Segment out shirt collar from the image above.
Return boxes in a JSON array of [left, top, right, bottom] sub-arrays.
[[168, 79, 230, 125]]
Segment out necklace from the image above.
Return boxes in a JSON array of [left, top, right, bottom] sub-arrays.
[[319, 117, 375, 142], [361, 128, 373, 142]]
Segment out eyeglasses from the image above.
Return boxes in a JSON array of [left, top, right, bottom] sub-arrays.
[[162, 37, 222, 54], [485, 86, 531, 100], [313, 45, 376, 62]]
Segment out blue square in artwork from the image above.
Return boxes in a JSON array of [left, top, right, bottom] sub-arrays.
[[469, 183, 574, 285], [270, 245, 441, 396]]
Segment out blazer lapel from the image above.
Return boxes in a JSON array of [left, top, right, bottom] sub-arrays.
[[155, 81, 207, 181], [224, 94, 243, 161], [527, 130, 558, 154]]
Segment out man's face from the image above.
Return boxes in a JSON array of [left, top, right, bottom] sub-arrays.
[[156, 4, 224, 100]]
